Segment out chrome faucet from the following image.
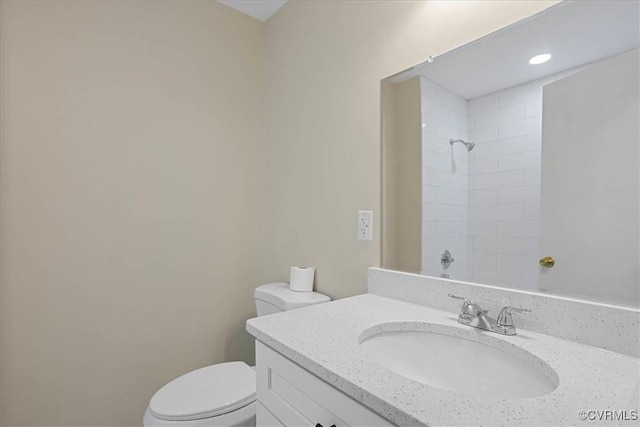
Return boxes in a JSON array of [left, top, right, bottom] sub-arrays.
[[448, 294, 531, 336]]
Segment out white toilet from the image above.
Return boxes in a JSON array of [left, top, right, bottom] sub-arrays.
[[143, 283, 330, 426]]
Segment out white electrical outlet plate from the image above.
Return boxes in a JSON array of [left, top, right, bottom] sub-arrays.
[[357, 211, 373, 241]]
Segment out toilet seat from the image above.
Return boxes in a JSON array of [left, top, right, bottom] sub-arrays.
[[149, 362, 256, 422]]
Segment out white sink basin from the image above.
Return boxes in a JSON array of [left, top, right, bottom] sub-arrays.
[[360, 323, 558, 399]]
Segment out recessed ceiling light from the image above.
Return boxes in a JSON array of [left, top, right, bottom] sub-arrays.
[[529, 53, 552, 65]]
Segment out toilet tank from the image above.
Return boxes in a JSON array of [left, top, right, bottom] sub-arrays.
[[254, 283, 330, 316]]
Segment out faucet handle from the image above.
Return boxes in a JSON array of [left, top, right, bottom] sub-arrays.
[[497, 306, 531, 327], [448, 294, 485, 316], [448, 294, 470, 314]]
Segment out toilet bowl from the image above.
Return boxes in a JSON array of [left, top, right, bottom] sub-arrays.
[[143, 362, 256, 426], [143, 404, 256, 427], [143, 283, 330, 426]]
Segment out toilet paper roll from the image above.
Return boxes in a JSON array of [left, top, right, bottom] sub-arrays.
[[289, 266, 315, 292]]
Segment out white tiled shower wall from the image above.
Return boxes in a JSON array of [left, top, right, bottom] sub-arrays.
[[420, 77, 469, 279], [467, 78, 547, 290], [421, 70, 586, 288]]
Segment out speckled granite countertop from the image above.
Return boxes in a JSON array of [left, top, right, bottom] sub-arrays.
[[246, 294, 639, 426]]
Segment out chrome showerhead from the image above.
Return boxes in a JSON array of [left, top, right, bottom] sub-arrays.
[[449, 139, 475, 151]]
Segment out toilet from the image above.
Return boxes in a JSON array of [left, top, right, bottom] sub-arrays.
[[143, 283, 330, 426]]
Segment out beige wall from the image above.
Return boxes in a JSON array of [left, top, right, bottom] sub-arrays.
[[381, 78, 422, 273], [264, 0, 558, 299], [0, 1, 264, 426]]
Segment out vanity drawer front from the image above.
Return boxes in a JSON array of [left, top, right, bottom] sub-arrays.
[[256, 341, 392, 427]]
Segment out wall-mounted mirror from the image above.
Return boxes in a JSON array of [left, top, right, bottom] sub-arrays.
[[381, 0, 639, 308]]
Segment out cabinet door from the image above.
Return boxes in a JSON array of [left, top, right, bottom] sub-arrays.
[[255, 341, 393, 427], [257, 402, 285, 427]]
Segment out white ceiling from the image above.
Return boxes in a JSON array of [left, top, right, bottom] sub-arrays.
[[218, 0, 287, 22], [389, 0, 640, 99]]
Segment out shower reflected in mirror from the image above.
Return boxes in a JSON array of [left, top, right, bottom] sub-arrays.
[[449, 139, 475, 152]]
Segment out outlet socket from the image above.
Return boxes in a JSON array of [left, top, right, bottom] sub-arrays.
[[357, 211, 373, 241]]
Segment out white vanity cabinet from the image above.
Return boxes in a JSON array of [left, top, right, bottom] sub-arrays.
[[255, 341, 393, 427]]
